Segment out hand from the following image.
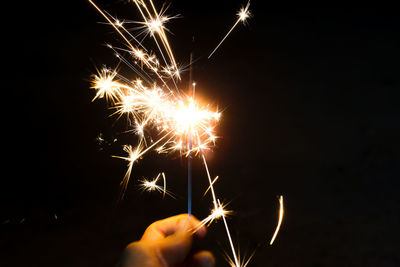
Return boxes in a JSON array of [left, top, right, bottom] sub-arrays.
[[121, 214, 215, 267]]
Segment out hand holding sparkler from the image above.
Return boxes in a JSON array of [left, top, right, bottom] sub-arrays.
[[89, 1, 284, 266], [121, 214, 215, 267]]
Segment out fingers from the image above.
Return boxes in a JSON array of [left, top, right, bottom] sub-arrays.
[[122, 242, 159, 267], [139, 214, 208, 267], [185, 250, 215, 267], [158, 228, 193, 265], [132, 214, 209, 267], [141, 214, 207, 241]]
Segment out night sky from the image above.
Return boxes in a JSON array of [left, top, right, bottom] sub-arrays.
[[2, 1, 399, 266]]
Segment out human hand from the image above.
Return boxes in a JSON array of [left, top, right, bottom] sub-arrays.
[[121, 214, 215, 267]]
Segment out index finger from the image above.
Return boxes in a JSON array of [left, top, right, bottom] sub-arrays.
[[141, 214, 207, 241]]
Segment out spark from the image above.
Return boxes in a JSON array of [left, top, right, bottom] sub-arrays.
[[89, 3, 221, 197], [269, 195, 284, 245], [196, 200, 232, 230], [88, 2, 262, 267], [208, 1, 251, 59], [111, 130, 174, 198], [115, 19, 124, 27], [140, 172, 174, 198], [203, 176, 219, 197], [91, 67, 121, 103], [224, 247, 256, 267], [88, 0, 179, 93]]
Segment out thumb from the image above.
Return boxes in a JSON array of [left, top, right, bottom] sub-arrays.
[[158, 222, 194, 266]]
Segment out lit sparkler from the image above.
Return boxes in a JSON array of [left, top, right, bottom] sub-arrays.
[[208, 1, 251, 59], [88, 1, 282, 266], [88, 0, 225, 240]]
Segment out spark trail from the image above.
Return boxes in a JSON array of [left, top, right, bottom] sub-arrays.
[[208, 1, 251, 59]]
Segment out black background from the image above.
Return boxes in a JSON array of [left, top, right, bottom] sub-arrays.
[[1, 1, 399, 266]]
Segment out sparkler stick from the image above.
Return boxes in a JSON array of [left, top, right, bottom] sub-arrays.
[[208, 1, 251, 59], [89, 0, 178, 95], [224, 247, 256, 267], [132, 0, 180, 78], [113, 129, 174, 198], [201, 154, 218, 210], [139, 172, 175, 198], [187, 52, 195, 216], [187, 136, 192, 216]]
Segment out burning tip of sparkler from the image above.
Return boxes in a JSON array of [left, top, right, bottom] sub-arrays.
[[140, 178, 157, 191], [208, 1, 252, 59], [203, 176, 219, 197]]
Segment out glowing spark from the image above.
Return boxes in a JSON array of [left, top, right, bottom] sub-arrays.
[[140, 172, 173, 198], [203, 176, 219, 197], [91, 68, 121, 103], [224, 248, 256, 267], [270, 195, 284, 245], [131, 0, 180, 78], [115, 19, 124, 27], [146, 17, 167, 34], [195, 200, 231, 231], [238, 6, 250, 22], [88, 2, 262, 266], [208, 1, 251, 59]]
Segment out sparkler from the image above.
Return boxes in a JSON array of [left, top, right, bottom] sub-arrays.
[[89, 0, 225, 243], [88, 0, 282, 266], [208, 0, 251, 59]]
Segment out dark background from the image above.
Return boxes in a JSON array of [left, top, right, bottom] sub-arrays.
[[1, 1, 399, 266]]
